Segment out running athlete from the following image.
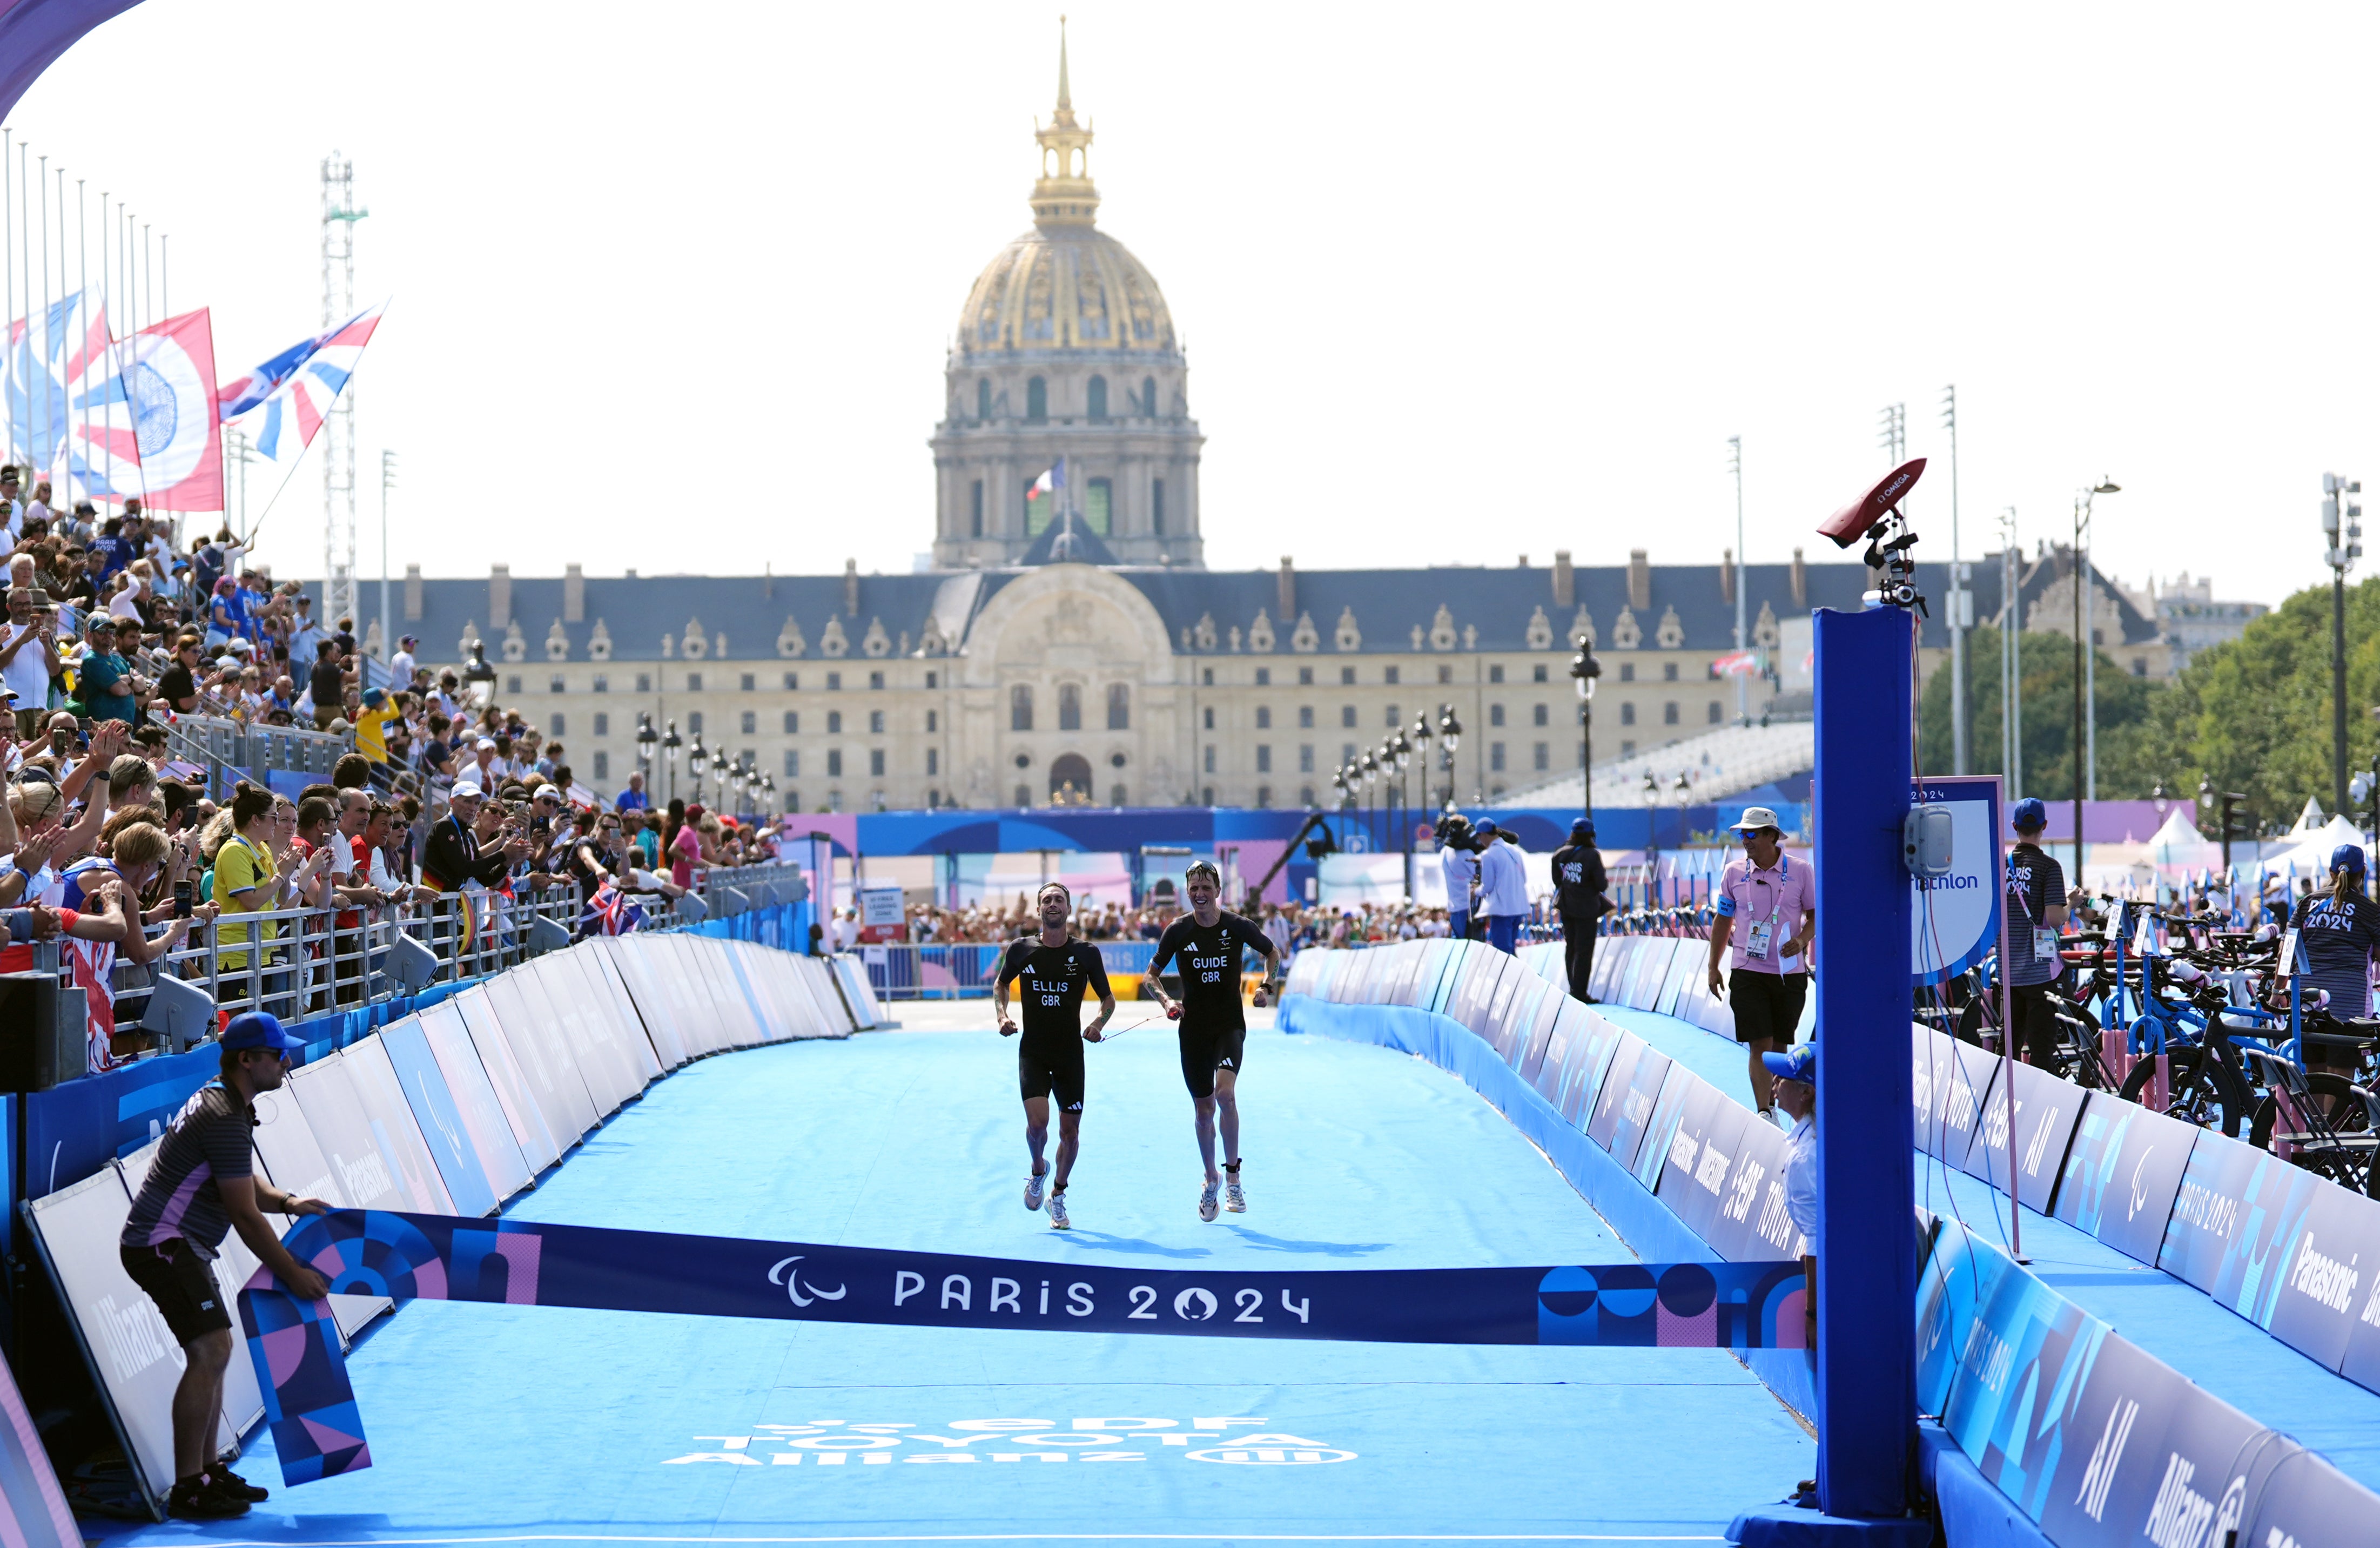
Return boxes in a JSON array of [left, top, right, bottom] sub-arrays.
[[1145, 861, 1282, 1221], [996, 883, 1114, 1230]]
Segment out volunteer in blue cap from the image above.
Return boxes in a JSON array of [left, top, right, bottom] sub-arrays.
[[1760, 1042, 1817, 1354], [117, 1013, 332, 1518], [2003, 798, 2072, 1066], [1550, 816, 1608, 1000], [2289, 843, 2380, 1060]]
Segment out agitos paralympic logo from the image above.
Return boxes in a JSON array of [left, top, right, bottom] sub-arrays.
[[663, 1418, 1357, 1466]]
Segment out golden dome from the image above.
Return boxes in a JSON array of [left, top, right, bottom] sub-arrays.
[[953, 23, 1179, 361]]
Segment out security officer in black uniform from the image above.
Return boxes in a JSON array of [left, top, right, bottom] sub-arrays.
[[1550, 817, 1608, 1001]]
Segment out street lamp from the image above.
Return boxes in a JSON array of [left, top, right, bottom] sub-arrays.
[[636, 714, 657, 776], [2072, 477, 2120, 888], [1393, 731, 1415, 899], [1569, 634, 1601, 820], [711, 747, 731, 813], [661, 718, 682, 805], [687, 732, 707, 806], [461, 640, 498, 712], [2324, 473, 2364, 816], [1436, 707, 1462, 811], [1642, 769, 1660, 887]]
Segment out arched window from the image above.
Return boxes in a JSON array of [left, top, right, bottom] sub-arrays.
[[1087, 375, 1108, 420], [1107, 683, 1130, 729], [1026, 376, 1047, 421], [1142, 376, 1157, 418], [977, 378, 991, 419], [1058, 683, 1083, 731], [1010, 684, 1033, 731]]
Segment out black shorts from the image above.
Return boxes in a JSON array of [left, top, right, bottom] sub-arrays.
[[1018, 1038, 1085, 1113], [119, 1238, 231, 1345], [1729, 968, 1807, 1045], [1179, 1020, 1248, 1100]]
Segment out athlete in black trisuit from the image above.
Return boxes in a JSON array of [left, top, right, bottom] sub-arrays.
[[1145, 862, 1282, 1222], [996, 881, 1114, 1230]]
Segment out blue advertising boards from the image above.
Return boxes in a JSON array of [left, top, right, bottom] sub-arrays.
[[2054, 1093, 2201, 1267]]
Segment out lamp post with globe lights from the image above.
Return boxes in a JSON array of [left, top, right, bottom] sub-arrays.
[[1436, 707, 1462, 812], [661, 719, 682, 805], [1570, 635, 1601, 820]]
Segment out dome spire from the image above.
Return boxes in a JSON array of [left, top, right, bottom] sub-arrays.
[[1056, 14, 1072, 112], [1031, 16, 1098, 227]]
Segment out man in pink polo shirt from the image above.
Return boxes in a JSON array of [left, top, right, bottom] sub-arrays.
[[1706, 806, 1814, 1122]]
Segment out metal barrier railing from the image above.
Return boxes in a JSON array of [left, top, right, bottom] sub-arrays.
[[132, 884, 588, 1027], [156, 711, 353, 798]]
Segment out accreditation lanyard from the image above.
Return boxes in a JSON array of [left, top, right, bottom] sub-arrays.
[[1740, 857, 1793, 963], [2008, 847, 2058, 961]]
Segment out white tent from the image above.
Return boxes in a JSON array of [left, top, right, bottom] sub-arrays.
[[2145, 807, 2221, 871], [2286, 797, 2330, 838], [2257, 814, 2370, 879]]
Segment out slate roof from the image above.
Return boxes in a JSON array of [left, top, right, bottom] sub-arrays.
[[356, 545, 2156, 668]]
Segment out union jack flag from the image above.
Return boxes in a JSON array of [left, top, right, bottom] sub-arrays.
[[580, 880, 646, 938], [217, 300, 387, 469]]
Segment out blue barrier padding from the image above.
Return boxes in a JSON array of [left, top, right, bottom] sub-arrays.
[[1917, 1422, 2049, 1548]]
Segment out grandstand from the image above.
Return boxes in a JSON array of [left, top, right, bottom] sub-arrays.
[[1488, 717, 1816, 814]]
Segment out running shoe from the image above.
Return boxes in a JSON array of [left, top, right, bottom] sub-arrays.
[[1224, 1172, 1246, 1213], [1024, 1169, 1047, 1211], [166, 1478, 250, 1519], [209, 1465, 269, 1502], [1198, 1178, 1221, 1222], [1046, 1190, 1071, 1230]]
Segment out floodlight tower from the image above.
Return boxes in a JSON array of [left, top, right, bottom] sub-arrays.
[[321, 153, 367, 632]]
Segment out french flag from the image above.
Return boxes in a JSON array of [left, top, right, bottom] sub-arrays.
[[1027, 457, 1065, 504]]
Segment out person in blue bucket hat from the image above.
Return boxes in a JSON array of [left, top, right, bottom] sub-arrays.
[[1759, 1041, 1817, 1356]]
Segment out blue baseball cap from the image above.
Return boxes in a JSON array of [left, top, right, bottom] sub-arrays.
[[2011, 797, 2047, 832], [1571, 817, 1596, 839], [1475, 818, 1498, 837], [2332, 844, 2367, 879], [1760, 1042, 1816, 1083], [220, 1011, 303, 1055]]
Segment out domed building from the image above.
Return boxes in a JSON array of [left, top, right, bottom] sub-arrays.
[[929, 32, 1205, 569]]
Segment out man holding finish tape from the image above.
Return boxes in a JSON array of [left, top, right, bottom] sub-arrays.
[[1146, 861, 1281, 1221], [996, 881, 1114, 1230], [1706, 806, 1813, 1123]]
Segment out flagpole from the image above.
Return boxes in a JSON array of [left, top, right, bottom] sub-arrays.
[[36, 154, 46, 480], [75, 178, 85, 508], [17, 143, 27, 481], [3, 129, 12, 472]]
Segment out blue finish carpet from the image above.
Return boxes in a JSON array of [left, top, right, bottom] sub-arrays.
[[96, 1021, 1814, 1546]]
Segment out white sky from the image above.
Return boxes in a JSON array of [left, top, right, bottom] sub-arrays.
[[8, 2, 2374, 604]]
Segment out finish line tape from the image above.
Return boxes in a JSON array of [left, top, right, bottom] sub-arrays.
[[240, 1210, 1805, 1486]]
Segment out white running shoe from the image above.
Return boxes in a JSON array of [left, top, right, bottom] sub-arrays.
[[1198, 1178, 1221, 1222], [1224, 1171, 1246, 1213], [1046, 1189, 1071, 1230], [1024, 1170, 1047, 1211]]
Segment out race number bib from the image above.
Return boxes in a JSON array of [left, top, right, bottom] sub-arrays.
[[1746, 921, 1773, 961]]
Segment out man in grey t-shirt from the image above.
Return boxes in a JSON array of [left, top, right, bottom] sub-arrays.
[[118, 1013, 331, 1518]]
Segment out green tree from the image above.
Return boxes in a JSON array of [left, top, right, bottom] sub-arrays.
[[1918, 625, 2172, 800], [2156, 575, 2380, 838]]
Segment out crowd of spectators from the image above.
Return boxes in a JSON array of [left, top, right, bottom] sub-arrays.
[[0, 479, 801, 1080]]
